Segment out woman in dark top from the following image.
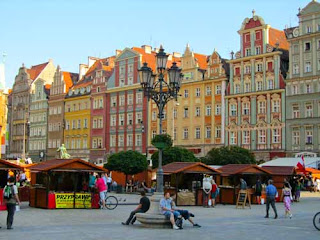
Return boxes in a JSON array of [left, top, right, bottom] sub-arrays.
[[255, 179, 262, 204]]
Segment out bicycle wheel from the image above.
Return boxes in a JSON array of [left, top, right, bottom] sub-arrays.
[[105, 196, 118, 210], [313, 212, 320, 231]]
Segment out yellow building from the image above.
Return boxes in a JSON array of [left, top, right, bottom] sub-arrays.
[[148, 45, 229, 157], [0, 90, 8, 158], [64, 81, 91, 160]]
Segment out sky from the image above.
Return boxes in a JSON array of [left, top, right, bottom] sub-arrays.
[[0, 0, 312, 88]]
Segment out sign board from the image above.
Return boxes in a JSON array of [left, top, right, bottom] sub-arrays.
[[236, 190, 251, 209], [55, 193, 91, 208], [295, 152, 317, 158]]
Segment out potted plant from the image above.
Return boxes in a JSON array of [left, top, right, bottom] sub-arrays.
[[151, 134, 173, 149]]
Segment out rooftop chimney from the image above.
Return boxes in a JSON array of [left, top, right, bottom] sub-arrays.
[[141, 45, 152, 54]]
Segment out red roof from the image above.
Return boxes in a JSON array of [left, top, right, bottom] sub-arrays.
[[28, 158, 107, 172], [0, 160, 24, 170], [62, 71, 77, 92], [269, 28, 289, 50], [219, 164, 271, 176], [27, 62, 48, 80], [132, 47, 157, 71], [194, 53, 208, 70], [261, 166, 295, 176], [162, 162, 221, 174]]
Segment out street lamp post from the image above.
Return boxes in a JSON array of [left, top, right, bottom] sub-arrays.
[[139, 46, 182, 193]]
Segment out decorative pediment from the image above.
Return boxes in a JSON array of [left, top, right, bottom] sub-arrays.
[[116, 48, 139, 61], [271, 93, 280, 99], [241, 97, 250, 102]]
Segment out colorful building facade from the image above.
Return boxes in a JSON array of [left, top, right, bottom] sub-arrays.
[[47, 67, 78, 159], [285, 0, 320, 156], [225, 12, 289, 161]]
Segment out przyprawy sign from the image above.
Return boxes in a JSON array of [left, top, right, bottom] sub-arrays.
[[55, 193, 91, 208]]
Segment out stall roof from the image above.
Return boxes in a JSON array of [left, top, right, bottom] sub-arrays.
[[259, 157, 320, 168], [261, 166, 296, 176], [162, 162, 221, 175], [28, 158, 107, 172], [219, 164, 271, 176], [0, 160, 24, 170]]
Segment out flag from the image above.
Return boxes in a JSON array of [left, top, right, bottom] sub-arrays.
[[297, 155, 305, 171]]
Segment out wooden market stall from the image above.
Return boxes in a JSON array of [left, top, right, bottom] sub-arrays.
[[0, 160, 25, 210], [162, 162, 221, 206], [218, 164, 271, 205], [28, 158, 107, 209]]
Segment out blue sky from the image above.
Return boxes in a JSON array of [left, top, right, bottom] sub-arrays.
[[0, 0, 311, 88]]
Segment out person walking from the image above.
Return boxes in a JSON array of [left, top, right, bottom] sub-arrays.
[[107, 174, 112, 192], [281, 183, 293, 219], [122, 191, 150, 225], [265, 179, 278, 219], [95, 174, 107, 209], [255, 178, 262, 204], [3, 176, 21, 229], [295, 180, 302, 202]]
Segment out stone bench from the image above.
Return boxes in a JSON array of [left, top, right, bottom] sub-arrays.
[[135, 213, 171, 228]]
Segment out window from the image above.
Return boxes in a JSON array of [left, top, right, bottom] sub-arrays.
[[127, 135, 133, 147], [136, 92, 143, 104], [127, 94, 133, 105], [152, 111, 157, 121], [127, 113, 133, 125], [195, 107, 201, 117], [255, 46, 261, 55], [111, 97, 117, 107], [174, 128, 177, 140], [97, 86, 100, 93], [110, 136, 116, 147], [306, 104, 313, 117], [258, 130, 266, 144], [243, 131, 250, 144], [173, 108, 177, 119], [205, 127, 211, 139], [306, 127, 313, 144], [257, 81, 263, 91], [293, 45, 299, 54], [78, 119, 81, 129], [206, 86, 212, 96], [255, 31, 261, 40], [245, 65, 251, 74], [119, 114, 124, 126], [111, 115, 116, 126], [184, 89, 189, 98], [215, 85, 221, 94], [242, 102, 250, 115], [206, 105, 211, 116], [306, 84, 312, 93], [215, 104, 221, 115], [268, 79, 274, 90], [92, 139, 97, 149], [136, 134, 142, 146], [292, 105, 300, 118], [245, 82, 251, 93], [235, 84, 240, 94], [195, 88, 201, 97], [305, 62, 311, 72], [272, 100, 280, 113], [152, 130, 157, 139], [118, 135, 124, 147], [93, 119, 97, 129], [119, 95, 125, 106], [306, 26, 312, 33], [245, 48, 251, 57], [184, 108, 189, 118], [215, 126, 221, 138], [272, 129, 280, 143], [305, 42, 311, 51], [72, 120, 76, 129], [292, 128, 300, 145], [230, 132, 236, 145], [245, 33, 250, 43], [183, 128, 189, 139], [258, 101, 266, 114], [293, 64, 299, 75], [292, 85, 298, 94], [230, 104, 237, 116], [128, 77, 133, 85], [195, 127, 201, 139], [83, 138, 87, 149], [257, 63, 263, 72], [66, 121, 70, 130], [136, 112, 142, 124]]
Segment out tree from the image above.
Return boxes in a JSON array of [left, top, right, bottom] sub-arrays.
[[151, 134, 173, 149], [151, 146, 198, 169], [202, 146, 256, 165], [104, 150, 148, 180]]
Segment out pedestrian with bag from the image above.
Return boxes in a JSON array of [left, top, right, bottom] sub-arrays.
[[3, 176, 21, 229]]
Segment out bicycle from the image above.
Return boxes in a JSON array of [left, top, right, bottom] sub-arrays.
[[313, 212, 320, 231], [83, 191, 118, 210]]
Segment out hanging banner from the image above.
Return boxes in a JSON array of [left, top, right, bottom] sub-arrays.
[[55, 193, 91, 208]]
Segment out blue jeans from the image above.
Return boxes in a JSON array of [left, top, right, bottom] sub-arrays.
[[163, 210, 180, 219]]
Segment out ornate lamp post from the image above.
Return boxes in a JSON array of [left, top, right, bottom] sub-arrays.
[[139, 46, 182, 193]]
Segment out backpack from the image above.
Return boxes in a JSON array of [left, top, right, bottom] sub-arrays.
[[175, 216, 183, 229], [3, 185, 13, 200]]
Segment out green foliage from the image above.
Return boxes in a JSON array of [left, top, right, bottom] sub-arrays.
[[151, 146, 198, 169], [151, 134, 173, 148], [202, 146, 256, 165], [104, 150, 148, 175]]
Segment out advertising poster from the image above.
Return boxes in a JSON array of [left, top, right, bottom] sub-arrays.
[[55, 193, 91, 208]]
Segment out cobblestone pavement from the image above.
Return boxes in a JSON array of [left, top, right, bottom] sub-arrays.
[[0, 192, 319, 240]]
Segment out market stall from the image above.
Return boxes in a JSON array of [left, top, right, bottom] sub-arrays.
[[218, 164, 271, 205], [162, 162, 221, 206], [28, 158, 107, 209], [0, 160, 25, 210]]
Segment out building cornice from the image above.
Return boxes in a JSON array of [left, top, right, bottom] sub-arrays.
[[225, 89, 284, 99], [228, 51, 282, 64]]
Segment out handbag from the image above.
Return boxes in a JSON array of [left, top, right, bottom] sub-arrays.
[[208, 199, 212, 206]]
